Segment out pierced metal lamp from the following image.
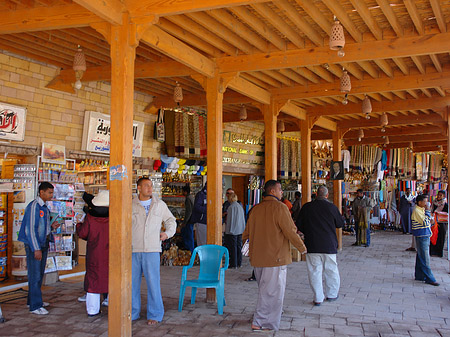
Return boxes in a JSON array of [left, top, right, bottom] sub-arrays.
[[73, 45, 86, 90]]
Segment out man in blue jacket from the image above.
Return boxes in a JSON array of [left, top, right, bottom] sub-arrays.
[[18, 182, 60, 315], [190, 183, 207, 246]]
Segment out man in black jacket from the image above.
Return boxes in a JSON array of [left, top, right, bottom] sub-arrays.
[[296, 186, 344, 306]]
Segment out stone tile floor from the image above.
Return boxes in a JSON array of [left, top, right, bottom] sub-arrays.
[[1, 231, 449, 336]]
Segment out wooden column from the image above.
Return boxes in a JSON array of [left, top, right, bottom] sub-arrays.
[[300, 119, 312, 205], [332, 130, 343, 251], [447, 105, 450, 273], [262, 102, 277, 181], [108, 19, 137, 337]]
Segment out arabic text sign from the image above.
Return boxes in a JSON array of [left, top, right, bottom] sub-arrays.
[[0, 102, 26, 141], [82, 111, 145, 157]]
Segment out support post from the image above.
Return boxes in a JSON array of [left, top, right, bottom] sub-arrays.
[[262, 102, 278, 181], [447, 105, 450, 273], [300, 119, 312, 205], [108, 17, 137, 337], [332, 130, 343, 251], [205, 76, 225, 301]]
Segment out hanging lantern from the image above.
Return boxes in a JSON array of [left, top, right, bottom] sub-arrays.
[[384, 136, 390, 145], [173, 82, 183, 104], [342, 93, 348, 105], [358, 129, 364, 142], [340, 70, 351, 93], [277, 120, 285, 133], [380, 113, 388, 132], [73, 45, 86, 90], [239, 104, 247, 121], [362, 95, 372, 119], [329, 18, 345, 57]]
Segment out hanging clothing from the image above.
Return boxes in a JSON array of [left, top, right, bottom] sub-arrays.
[[342, 149, 351, 171], [399, 193, 415, 234]]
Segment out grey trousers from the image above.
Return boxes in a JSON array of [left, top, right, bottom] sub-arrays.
[[194, 223, 207, 246], [253, 265, 287, 331]]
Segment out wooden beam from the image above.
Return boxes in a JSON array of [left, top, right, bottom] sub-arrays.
[[404, 0, 424, 35], [73, 0, 124, 25], [0, 4, 103, 34], [430, 54, 443, 73], [375, 0, 403, 36], [227, 76, 271, 105], [343, 126, 443, 139], [430, 0, 446, 33], [308, 96, 450, 117], [315, 117, 337, 132], [332, 130, 342, 251], [108, 16, 136, 337], [217, 31, 450, 73], [338, 113, 444, 129], [279, 101, 306, 120], [345, 134, 446, 146], [127, 0, 270, 17], [140, 25, 216, 77], [271, 69, 450, 101], [322, 0, 362, 43], [262, 102, 278, 180], [301, 119, 312, 205]]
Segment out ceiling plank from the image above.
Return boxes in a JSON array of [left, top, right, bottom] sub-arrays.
[[344, 126, 443, 138], [279, 69, 307, 86], [127, 0, 271, 17], [375, 0, 403, 36], [430, 0, 446, 33], [73, 0, 124, 25], [227, 75, 271, 104], [229, 6, 286, 50], [0, 4, 103, 34], [140, 25, 216, 77], [279, 101, 306, 120], [374, 59, 393, 77], [321, 0, 363, 43], [411, 56, 425, 74], [430, 54, 442, 73], [345, 134, 446, 146], [271, 69, 450, 101], [251, 3, 304, 48], [217, 31, 450, 73], [315, 116, 337, 131], [338, 113, 443, 129], [274, 0, 324, 46], [392, 57, 409, 75], [349, 0, 382, 40], [403, 0, 424, 35], [306, 65, 334, 83]]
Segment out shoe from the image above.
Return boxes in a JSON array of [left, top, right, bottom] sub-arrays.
[[425, 281, 440, 286], [251, 324, 271, 331], [30, 307, 48, 315], [313, 301, 322, 306], [78, 294, 86, 302], [0, 316, 5, 323], [27, 302, 49, 308], [405, 247, 416, 252], [88, 311, 101, 317], [326, 296, 339, 302], [245, 277, 256, 281], [102, 298, 108, 307], [351, 243, 358, 246]]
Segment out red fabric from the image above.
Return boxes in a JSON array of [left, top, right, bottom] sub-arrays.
[[76, 214, 109, 293], [430, 214, 438, 246], [283, 199, 293, 213]]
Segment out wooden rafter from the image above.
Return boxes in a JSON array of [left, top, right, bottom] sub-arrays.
[[337, 113, 443, 129], [73, 0, 125, 25]]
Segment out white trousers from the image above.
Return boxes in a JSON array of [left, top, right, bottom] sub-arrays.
[[253, 265, 287, 331], [195, 223, 207, 246], [306, 254, 340, 303], [86, 292, 100, 315]]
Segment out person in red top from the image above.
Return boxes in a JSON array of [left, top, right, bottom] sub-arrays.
[[76, 190, 109, 317], [281, 197, 293, 213]]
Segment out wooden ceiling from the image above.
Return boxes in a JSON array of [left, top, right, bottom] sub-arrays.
[[2, 0, 450, 151]]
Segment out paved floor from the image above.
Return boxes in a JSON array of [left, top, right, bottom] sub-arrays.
[[1, 231, 449, 337]]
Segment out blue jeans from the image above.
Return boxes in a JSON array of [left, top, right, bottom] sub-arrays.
[[224, 234, 243, 268], [415, 236, 436, 283], [355, 223, 371, 246], [25, 245, 48, 311], [181, 223, 194, 252], [131, 252, 164, 321]]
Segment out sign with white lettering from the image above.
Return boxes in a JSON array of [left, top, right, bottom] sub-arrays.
[[0, 102, 26, 141], [82, 111, 145, 157]]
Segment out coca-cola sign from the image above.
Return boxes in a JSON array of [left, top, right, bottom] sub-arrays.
[[0, 102, 26, 141]]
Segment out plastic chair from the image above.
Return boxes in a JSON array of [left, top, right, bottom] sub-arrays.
[[178, 245, 229, 315]]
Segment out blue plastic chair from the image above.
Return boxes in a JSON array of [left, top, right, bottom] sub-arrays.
[[178, 245, 229, 315]]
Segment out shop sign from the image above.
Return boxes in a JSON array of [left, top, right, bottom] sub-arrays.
[[222, 129, 264, 167], [82, 111, 145, 157], [0, 102, 26, 141]]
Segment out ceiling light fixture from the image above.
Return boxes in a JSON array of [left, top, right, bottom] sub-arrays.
[[362, 95, 372, 119], [73, 45, 86, 90], [329, 17, 345, 57]]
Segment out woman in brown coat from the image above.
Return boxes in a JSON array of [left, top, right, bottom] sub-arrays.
[[76, 190, 109, 317]]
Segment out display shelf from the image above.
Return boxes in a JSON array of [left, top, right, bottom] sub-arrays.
[[77, 169, 108, 173]]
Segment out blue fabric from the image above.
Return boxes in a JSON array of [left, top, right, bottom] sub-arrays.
[[381, 150, 387, 171], [415, 236, 436, 283], [18, 199, 51, 252], [25, 244, 48, 311], [131, 252, 164, 321], [179, 245, 229, 315], [223, 234, 242, 268], [190, 187, 207, 224], [181, 223, 194, 252], [412, 209, 432, 237]]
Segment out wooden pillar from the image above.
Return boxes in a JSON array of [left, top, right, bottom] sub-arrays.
[[332, 131, 343, 251], [108, 19, 137, 337], [262, 103, 277, 181], [447, 106, 450, 273], [300, 119, 312, 205], [205, 76, 224, 302]]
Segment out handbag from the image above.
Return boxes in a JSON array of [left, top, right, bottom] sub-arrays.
[[154, 108, 165, 142], [241, 239, 249, 257]]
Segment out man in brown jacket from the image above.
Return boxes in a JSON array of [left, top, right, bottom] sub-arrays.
[[242, 180, 307, 331]]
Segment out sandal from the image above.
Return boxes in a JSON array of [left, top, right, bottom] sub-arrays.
[[147, 319, 159, 326], [245, 277, 256, 282], [251, 324, 271, 331]]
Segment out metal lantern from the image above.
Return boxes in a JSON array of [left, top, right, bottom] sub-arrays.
[[277, 120, 285, 133], [340, 71, 351, 93], [329, 20, 345, 50], [173, 82, 183, 104], [239, 104, 247, 121], [357, 129, 364, 142], [73, 46, 86, 89], [380, 113, 388, 132], [362, 95, 372, 119]]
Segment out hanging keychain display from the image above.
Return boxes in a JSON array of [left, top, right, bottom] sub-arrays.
[[154, 108, 165, 142]]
